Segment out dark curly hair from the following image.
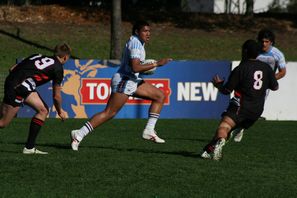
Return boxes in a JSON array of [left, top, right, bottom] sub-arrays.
[[132, 20, 150, 35], [241, 39, 261, 61], [257, 28, 275, 45]]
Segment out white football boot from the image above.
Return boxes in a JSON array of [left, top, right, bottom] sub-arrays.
[[233, 128, 244, 142], [71, 130, 83, 151], [200, 151, 212, 159], [213, 138, 226, 161], [23, 147, 48, 155], [142, 129, 165, 143]]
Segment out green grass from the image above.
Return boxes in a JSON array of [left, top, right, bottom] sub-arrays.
[[0, 118, 297, 197], [0, 23, 111, 69], [1, 20, 297, 197], [1, 22, 297, 73]]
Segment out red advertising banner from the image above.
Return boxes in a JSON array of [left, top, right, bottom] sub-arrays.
[[80, 78, 171, 105]]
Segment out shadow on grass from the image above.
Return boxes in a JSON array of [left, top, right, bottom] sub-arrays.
[[0, 149, 20, 154], [1, 141, 70, 149], [4, 141, 203, 158], [89, 145, 201, 158], [165, 137, 209, 143], [0, 29, 53, 51], [0, 28, 79, 59]]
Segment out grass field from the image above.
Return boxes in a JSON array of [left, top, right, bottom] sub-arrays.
[[1, 118, 297, 197], [1, 9, 297, 197], [1, 22, 297, 71]]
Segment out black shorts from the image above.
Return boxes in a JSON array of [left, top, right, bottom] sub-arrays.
[[221, 102, 258, 130], [3, 77, 36, 107]]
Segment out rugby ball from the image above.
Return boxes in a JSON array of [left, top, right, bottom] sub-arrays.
[[140, 59, 157, 75]]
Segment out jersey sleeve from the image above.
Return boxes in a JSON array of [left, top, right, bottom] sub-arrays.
[[222, 66, 240, 93], [52, 66, 64, 86], [129, 39, 142, 59], [274, 48, 286, 69], [268, 67, 279, 90]]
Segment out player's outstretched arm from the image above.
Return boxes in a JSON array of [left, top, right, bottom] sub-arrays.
[[212, 75, 224, 88], [212, 75, 232, 95], [52, 84, 67, 121], [156, 58, 172, 67]]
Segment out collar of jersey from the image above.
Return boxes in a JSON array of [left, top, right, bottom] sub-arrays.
[[133, 35, 145, 45]]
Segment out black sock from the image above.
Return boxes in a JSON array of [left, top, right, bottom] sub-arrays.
[[25, 117, 44, 149]]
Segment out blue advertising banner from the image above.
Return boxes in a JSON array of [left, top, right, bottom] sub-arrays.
[[18, 59, 231, 119]]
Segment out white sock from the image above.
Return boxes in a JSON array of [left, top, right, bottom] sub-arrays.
[[77, 121, 93, 140], [145, 113, 160, 131]]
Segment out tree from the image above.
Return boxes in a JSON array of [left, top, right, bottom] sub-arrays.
[[24, 0, 31, 6], [245, 0, 254, 16], [267, 0, 286, 12], [110, 0, 122, 59], [225, 0, 231, 13], [287, 0, 297, 13], [7, 0, 14, 5]]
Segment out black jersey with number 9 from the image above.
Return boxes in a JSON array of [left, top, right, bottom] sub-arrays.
[[8, 54, 64, 87]]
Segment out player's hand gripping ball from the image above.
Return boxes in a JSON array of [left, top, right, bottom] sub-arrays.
[[140, 59, 157, 75]]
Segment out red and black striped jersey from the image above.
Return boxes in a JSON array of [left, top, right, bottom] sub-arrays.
[[9, 54, 64, 87]]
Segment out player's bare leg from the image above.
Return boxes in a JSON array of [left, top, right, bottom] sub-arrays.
[[71, 92, 128, 151], [134, 82, 166, 143], [22, 92, 49, 154], [0, 103, 19, 128], [89, 93, 129, 127], [215, 116, 235, 140], [201, 116, 235, 160]]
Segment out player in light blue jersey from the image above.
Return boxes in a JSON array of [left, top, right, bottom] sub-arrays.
[[256, 28, 286, 80], [70, 21, 172, 150], [233, 28, 286, 142]]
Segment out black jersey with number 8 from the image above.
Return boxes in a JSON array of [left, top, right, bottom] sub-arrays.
[[224, 59, 278, 117]]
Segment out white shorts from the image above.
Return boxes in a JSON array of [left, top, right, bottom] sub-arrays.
[[111, 73, 144, 96]]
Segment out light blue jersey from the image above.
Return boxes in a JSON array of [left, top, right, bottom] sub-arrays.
[[256, 46, 286, 72], [118, 35, 146, 79]]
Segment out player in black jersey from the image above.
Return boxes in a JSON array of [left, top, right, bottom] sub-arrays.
[[0, 43, 71, 154], [201, 40, 279, 160], [232, 29, 287, 142]]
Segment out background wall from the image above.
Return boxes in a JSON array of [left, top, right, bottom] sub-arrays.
[[17, 60, 231, 119], [15, 59, 297, 120], [262, 62, 297, 120]]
